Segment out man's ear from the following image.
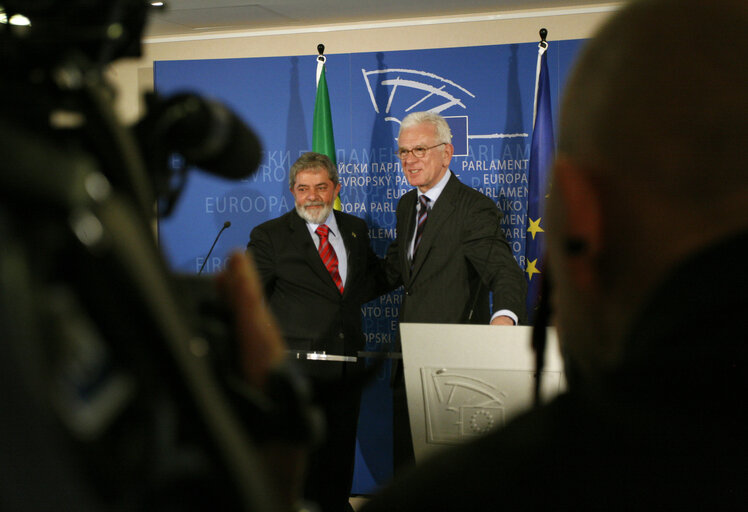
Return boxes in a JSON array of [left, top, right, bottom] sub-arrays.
[[553, 157, 603, 292], [442, 143, 454, 165]]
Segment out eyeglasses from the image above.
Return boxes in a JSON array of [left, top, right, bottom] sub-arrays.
[[397, 142, 446, 160]]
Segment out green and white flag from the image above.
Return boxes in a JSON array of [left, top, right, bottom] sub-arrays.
[[313, 53, 341, 210]]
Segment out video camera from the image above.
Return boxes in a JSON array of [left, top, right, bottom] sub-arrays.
[[0, 2, 308, 510]]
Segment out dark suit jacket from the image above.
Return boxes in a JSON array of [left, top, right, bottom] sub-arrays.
[[386, 172, 526, 325], [248, 209, 386, 359], [249, 209, 386, 511]]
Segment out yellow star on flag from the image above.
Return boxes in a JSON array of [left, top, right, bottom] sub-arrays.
[[526, 258, 541, 281], [527, 217, 544, 240]]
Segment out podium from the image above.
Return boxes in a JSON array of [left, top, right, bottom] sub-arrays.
[[400, 323, 566, 463]]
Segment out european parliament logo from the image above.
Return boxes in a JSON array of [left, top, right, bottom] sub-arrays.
[[420, 366, 562, 446], [360, 66, 527, 156]]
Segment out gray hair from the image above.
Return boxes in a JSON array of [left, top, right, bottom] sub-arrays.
[[398, 111, 452, 144], [288, 152, 338, 188]]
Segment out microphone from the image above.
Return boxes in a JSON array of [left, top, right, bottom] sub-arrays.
[[198, 221, 231, 275], [139, 93, 263, 180]]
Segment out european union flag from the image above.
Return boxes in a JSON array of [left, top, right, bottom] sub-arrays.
[[525, 40, 555, 323]]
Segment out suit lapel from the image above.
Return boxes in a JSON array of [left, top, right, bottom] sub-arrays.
[[287, 211, 340, 295], [334, 211, 355, 297], [410, 172, 457, 277]]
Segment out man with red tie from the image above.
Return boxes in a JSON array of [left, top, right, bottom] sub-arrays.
[[248, 152, 387, 512]]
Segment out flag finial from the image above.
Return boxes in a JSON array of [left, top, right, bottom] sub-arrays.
[[539, 28, 548, 48], [317, 44, 325, 56]]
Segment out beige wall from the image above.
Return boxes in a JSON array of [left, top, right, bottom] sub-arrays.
[[109, 4, 619, 123]]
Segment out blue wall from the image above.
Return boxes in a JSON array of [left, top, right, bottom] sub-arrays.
[[155, 38, 585, 492]]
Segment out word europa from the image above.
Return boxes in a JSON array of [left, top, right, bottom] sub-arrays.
[[205, 195, 291, 214]]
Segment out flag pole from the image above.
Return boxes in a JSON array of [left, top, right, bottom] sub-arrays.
[[316, 43, 325, 85], [312, 43, 342, 210], [527, 27, 554, 405], [532, 28, 548, 127], [525, 27, 555, 320]]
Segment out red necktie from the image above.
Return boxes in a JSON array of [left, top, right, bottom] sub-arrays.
[[316, 224, 344, 294]]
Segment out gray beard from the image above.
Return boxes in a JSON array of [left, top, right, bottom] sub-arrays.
[[296, 201, 333, 224]]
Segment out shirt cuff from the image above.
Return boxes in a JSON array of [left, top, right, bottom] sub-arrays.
[[490, 309, 518, 325]]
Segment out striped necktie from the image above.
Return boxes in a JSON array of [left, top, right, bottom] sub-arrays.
[[316, 224, 344, 294], [412, 195, 430, 268]]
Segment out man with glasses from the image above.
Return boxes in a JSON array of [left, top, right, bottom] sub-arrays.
[[361, 0, 748, 509], [385, 111, 527, 468]]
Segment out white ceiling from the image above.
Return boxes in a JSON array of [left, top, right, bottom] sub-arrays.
[[144, 0, 620, 37]]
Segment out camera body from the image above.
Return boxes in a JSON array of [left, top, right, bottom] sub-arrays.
[[0, 2, 300, 510]]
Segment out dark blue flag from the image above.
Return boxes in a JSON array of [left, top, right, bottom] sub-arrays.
[[525, 42, 555, 322]]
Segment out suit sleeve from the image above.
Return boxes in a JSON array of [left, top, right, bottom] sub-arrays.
[[384, 237, 403, 291], [383, 198, 407, 291], [355, 217, 394, 302], [462, 197, 527, 324], [246, 225, 277, 298]]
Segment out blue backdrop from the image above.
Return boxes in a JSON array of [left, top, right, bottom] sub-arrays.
[[155, 38, 585, 493]]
